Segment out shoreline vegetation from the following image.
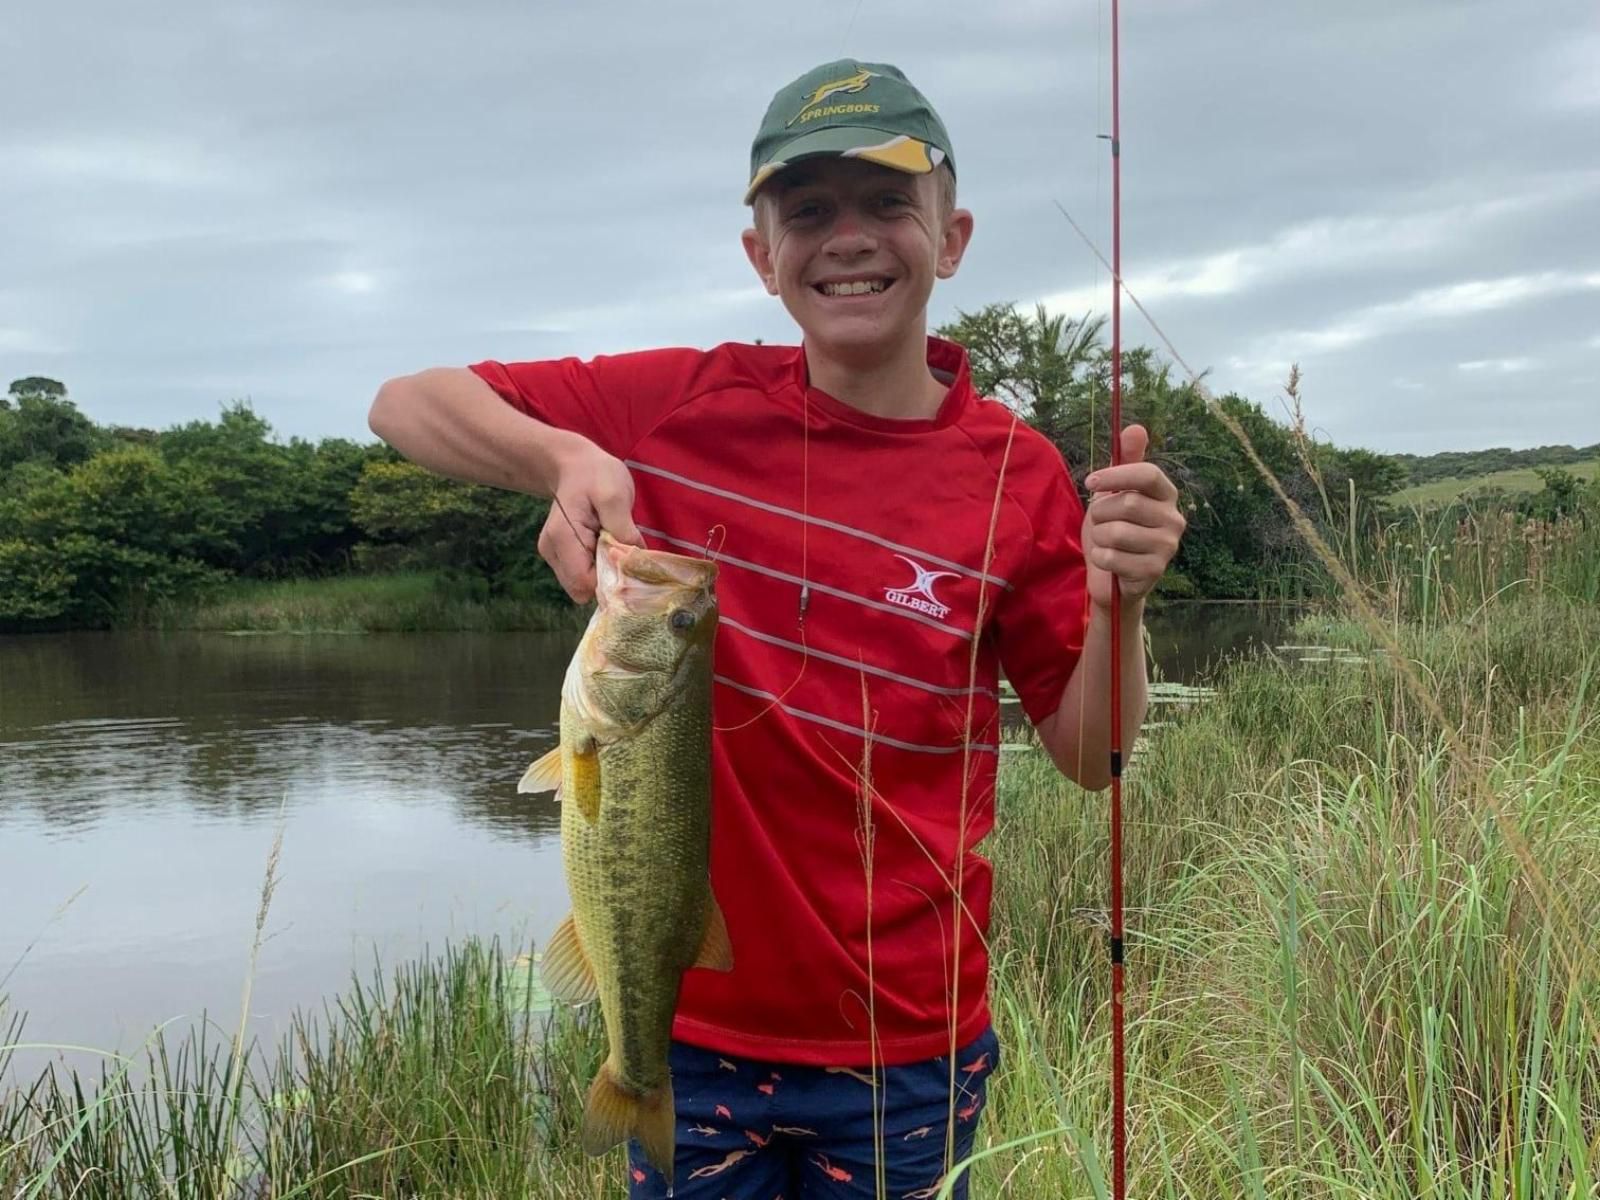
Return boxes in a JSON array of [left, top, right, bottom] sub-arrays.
[[4, 511, 1599, 1196], [145, 571, 582, 635], [8, 334, 1599, 638]]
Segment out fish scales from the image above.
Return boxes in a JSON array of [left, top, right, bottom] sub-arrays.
[[563, 662, 714, 1094]]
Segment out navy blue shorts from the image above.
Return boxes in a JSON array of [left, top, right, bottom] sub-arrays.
[[625, 1025, 1000, 1199]]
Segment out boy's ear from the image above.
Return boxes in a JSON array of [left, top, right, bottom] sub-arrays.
[[742, 226, 780, 296], [935, 206, 975, 280]]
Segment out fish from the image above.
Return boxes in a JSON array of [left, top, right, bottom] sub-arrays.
[[517, 530, 730, 1182]]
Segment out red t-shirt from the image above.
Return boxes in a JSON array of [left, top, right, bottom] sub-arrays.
[[470, 337, 1087, 1066]]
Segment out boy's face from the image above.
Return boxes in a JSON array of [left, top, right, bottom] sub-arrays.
[[742, 157, 973, 363]]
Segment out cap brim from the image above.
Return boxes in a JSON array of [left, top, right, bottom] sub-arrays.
[[743, 128, 946, 204]]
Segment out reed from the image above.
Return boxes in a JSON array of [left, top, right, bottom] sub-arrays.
[[144, 572, 578, 634]]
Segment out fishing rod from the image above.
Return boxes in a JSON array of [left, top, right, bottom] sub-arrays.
[[1106, 1, 1127, 1196]]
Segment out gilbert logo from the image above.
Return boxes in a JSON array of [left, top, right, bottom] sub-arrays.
[[884, 554, 959, 620], [788, 68, 879, 126]]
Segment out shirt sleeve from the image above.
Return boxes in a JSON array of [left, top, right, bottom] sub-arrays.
[[993, 447, 1090, 727], [467, 347, 707, 460]]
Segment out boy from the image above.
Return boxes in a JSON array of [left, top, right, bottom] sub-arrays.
[[369, 58, 1184, 1200]]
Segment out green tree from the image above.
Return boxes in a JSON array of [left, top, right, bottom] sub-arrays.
[[939, 302, 1327, 598], [0, 379, 103, 470], [157, 402, 295, 572], [1528, 467, 1584, 521], [7, 376, 67, 400], [0, 446, 225, 627], [937, 302, 1104, 441], [350, 460, 564, 603]]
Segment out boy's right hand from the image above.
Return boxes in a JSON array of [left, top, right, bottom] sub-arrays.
[[538, 438, 645, 603]]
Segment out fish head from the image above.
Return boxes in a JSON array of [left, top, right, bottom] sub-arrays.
[[575, 533, 718, 719]]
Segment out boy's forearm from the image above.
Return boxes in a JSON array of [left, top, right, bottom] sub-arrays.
[[367, 367, 583, 496], [1038, 599, 1150, 791]]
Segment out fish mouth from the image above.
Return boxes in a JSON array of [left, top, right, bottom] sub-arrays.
[[597, 532, 717, 614]]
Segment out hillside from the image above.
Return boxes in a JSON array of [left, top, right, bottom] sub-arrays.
[[1390, 442, 1600, 488], [1390, 458, 1600, 506]]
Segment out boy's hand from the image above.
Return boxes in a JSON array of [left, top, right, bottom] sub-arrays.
[[1082, 424, 1185, 610], [538, 438, 644, 603]]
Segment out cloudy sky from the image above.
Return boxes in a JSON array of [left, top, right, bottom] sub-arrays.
[[2, 0, 1596, 454]]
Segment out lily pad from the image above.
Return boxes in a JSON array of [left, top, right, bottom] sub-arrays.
[[506, 952, 556, 1014]]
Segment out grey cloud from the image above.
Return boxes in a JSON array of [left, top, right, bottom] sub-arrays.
[[0, 0, 1595, 454]]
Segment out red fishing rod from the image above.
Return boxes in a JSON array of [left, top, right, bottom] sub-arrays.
[[1107, 0, 1127, 1196]]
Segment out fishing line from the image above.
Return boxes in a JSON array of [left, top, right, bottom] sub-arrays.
[[711, 390, 813, 734], [550, 493, 588, 549], [839, 0, 865, 53]]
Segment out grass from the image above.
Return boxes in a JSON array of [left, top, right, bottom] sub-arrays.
[[1389, 458, 1599, 507], [144, 571, 578, 634], [4, 514, 1599, 1197], [978, 591, 1600, 1197]]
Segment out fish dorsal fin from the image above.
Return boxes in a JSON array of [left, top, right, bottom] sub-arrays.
[[516, 746, 563, 797], [691, 891, 734, 972], [540, 912, 599, 1005]]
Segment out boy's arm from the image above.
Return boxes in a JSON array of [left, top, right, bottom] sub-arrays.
[[1036, 598, 1150, 791], [1033, 425, 1184, 791], [369, 368, 576, 494], [367, 368, 641, 600]]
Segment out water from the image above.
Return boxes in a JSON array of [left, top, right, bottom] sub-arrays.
[[0, 632, 574, 1083], [0, 606, 1288, 1086]]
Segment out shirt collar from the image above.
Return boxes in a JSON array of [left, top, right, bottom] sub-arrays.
[[788, 335, 976, 433]]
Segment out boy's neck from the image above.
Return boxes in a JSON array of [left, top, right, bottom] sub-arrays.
[[804, 327, 948, 421]]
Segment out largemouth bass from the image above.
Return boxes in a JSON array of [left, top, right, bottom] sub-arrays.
[[518, 531, 729, 1181]]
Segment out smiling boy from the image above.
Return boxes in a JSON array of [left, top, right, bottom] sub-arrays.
[[369, 58, 1184, 1200]]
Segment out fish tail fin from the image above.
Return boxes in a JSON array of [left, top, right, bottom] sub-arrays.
[[582, 1059, 675, 1182]]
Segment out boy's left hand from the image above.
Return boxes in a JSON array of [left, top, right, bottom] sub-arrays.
[[1082, 424, 1186, 610]]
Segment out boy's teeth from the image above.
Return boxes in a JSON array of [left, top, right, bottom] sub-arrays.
[[821, 280, 887, 296]]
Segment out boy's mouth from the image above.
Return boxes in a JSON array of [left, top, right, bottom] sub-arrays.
[[814, 277, 892, 298]]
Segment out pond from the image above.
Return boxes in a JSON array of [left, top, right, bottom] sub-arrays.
[[0, 604, 1291, 1084]]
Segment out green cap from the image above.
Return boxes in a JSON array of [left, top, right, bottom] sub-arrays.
[[744, 58, 954, 204]]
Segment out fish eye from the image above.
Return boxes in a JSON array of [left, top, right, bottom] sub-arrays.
[[669, 608, 696, 632]]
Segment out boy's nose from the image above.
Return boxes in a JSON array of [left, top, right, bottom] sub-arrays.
[[824, 207, 876, 255]]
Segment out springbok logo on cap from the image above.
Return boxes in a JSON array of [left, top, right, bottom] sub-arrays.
[[884, 554, 959, 620], [787, 68, 880, 126]]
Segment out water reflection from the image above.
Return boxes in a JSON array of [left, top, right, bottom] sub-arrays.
[[0, 632, 574, 837], [1144, 603, 1295, 682], [0, 631, 581, 1082]]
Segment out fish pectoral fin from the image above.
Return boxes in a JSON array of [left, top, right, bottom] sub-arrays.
[[571, 740, 601, 825], [517, 746, 564, 797], [540, 912, 599, 1005], [690, 891, 734, 972]]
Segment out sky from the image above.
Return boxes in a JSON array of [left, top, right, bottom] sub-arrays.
[[2, 0, 1596, 455]]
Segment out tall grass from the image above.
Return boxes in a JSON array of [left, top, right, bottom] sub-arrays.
[[5, 522, 1598, 1197], [976, 593, 1600, 1197], [1358, 507, 1600, 620], [0, 944, 617, 1199]]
